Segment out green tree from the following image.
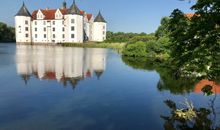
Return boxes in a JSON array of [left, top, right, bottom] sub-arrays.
[[0, 22, 15, 43], [155, 17, 170, 39], [168, 0, 220, 77]]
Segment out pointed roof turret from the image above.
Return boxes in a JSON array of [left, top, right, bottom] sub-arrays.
[[67, 0, 81, 15], [95, 70, 104, 80], [94, 11, 106, 23], [62, 0, 67, 9], [15, 2, 32, 17]]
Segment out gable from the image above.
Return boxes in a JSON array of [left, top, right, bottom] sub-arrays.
[[55, 9, 63, 19], [37, 10, 44, 19]]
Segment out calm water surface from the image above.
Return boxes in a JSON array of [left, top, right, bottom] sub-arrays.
[[0, 43, 219, 130]]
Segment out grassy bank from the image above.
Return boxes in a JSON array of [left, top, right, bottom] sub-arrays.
[[62, 42, 126, 50]]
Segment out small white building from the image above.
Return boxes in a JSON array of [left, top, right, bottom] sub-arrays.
[[15, 1, 107, 44]]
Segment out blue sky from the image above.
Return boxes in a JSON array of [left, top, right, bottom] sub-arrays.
[[0, 0, 195, 33]]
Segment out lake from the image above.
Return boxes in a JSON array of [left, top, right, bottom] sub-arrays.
[[0, 43, 219, 130]]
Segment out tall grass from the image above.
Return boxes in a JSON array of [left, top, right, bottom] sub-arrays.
[[62, 42, 126, 50]]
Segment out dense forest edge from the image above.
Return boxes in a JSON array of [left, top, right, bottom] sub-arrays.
[[0, 22, 15, 43]]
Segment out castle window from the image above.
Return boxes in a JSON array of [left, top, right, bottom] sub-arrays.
[[52, 27, 55, 31], [25, 27, 28, 31], [35, 34, 37, 38], [43, 21, 46, 25], [25, 20, 28, 25], [71, 26, 75, 31], [62, 34, 65, 38], [103, 26, 105, 29], [53, 21, 55, 25], [62, 27, 65, 32], [103, 31, 105, 35], [35, 28, 37, 31], [38, 14, 42, 19], [44, 28, 46, 32], [53, 34, 56, 38], [71, 19, 75, 23], [25, 34, 29, 38], [35, 21, 37, 25], [44, 34, 46, 38], [71, 34, 74, 38]]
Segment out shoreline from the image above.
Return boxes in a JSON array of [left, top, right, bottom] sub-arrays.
[[15, 42, 126, 49]]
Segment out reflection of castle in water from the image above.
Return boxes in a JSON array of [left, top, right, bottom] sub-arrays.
[[16, 45, 107, 88]]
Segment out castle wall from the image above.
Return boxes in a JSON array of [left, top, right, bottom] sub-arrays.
[[64, 15, 84, 43], [15, 16, 32, 43], [92, 22, 107, 42]]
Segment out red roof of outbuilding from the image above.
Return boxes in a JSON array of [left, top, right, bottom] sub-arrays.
[[185, 13, 195, 18], [194, 79, 220, 94]]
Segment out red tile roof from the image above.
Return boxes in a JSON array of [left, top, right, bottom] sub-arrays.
[[32, 9, 90, 20], [87, 14, 92, 21], [185, 13, 195, 18], [80, 10, 85, 15], [185, 13, 200, 19]]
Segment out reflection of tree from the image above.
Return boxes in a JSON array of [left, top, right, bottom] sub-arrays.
[[161, 98, 220, 130], [122, 56, 198, 94], [156, 67, 197, 94], [122, 56, 158, 71]]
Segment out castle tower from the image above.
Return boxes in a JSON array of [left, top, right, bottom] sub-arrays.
[[15, 2, 32, 43], [92, 11, 107, 42], [64, 0, 84, 43]]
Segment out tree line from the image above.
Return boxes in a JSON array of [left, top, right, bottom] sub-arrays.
[[0, 22, 15, 43]]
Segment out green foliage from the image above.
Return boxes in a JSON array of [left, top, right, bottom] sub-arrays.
[[0, 22, 15, 43], [155, 17, 171, 39], [105, 31, 149, 43], [128, 34, 156, 44], [122, 41, 147, 57], [122, 38, 170, 61], [168, 0, 220, 77], [62, 42, 126, 50], [201, 85, 214, 96], [122, 16, 171, 61]]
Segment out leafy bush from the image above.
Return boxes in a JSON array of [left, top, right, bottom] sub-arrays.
[[122, 41, 147, 57], [0, 22, 15, 43], [122, 39, 170, 61]]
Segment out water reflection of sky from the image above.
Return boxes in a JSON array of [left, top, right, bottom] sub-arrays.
[[0, 44, 219, 130]]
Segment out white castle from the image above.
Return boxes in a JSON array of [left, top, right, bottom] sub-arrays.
[[15, 1, 107, 44]]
